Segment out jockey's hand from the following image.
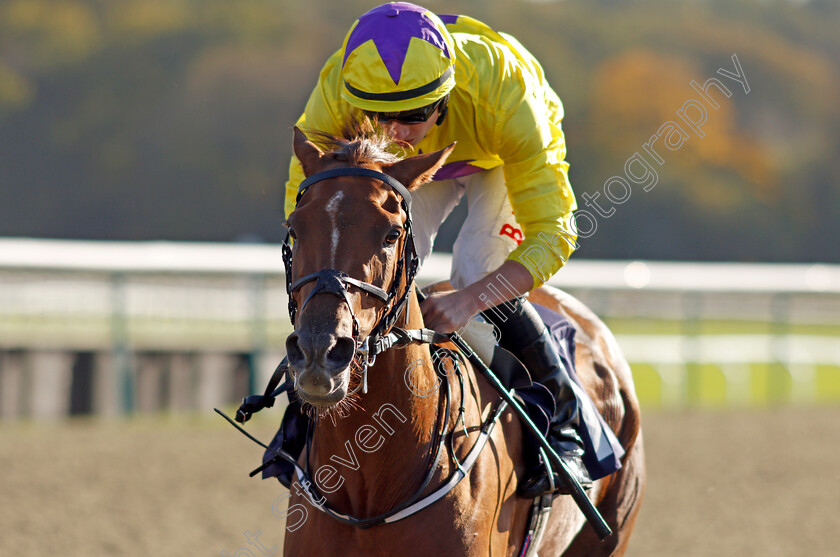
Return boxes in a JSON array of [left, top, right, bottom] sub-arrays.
[[421, 260, 534, 334], [420, 289, 480, 334]]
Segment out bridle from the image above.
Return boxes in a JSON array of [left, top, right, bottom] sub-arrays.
[[282, 166, 420, 391], [219, 164, 510, 530]]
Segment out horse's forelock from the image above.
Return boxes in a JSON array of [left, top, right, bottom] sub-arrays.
[[304, 116, 401, 167]]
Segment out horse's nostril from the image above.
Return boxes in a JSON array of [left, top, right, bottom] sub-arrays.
[[286, 334, 305, 367], [326, 336, 356, 368]]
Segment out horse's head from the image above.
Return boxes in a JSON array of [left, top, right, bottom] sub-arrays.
[[284, 124, 453, 409]]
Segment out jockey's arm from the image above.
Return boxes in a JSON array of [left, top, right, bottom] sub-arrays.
[[496, 87, 578, 290], [421, 68, 576, 333]]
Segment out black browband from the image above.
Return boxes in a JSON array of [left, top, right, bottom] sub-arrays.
[[297, 167, 412, 215]]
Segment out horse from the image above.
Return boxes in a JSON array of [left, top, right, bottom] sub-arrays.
[[276, 122, 645, 556]]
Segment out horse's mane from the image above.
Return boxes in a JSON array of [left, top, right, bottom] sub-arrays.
[[303, 116, 402, 166]]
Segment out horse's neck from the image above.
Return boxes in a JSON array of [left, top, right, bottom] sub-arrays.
[[309, 288, 443, 514]]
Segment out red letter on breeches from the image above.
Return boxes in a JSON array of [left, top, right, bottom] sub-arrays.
[[499, 224, 523, 246]]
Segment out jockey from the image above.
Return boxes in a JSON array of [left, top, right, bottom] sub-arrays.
[[284, 2, 589, 497]]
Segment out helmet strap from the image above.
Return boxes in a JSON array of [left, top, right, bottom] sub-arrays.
[[435, 97, 449, 126], [435, 105, 448, 126]]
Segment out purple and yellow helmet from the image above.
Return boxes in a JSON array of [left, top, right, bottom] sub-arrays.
[[340, 2, 456, 112]]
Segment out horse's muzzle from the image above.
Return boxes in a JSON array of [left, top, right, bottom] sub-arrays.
[[286, 331, 356, 404]]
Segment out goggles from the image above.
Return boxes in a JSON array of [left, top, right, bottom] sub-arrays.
[[364, 96, 447, 125]]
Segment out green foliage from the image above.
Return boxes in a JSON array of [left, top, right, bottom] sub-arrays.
[[0, 0, 837, 263]]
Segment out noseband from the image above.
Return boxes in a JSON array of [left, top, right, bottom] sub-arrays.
[[282, 166, 420, 385]]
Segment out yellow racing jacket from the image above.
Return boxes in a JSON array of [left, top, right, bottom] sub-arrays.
[[285, 14, 577, 288]]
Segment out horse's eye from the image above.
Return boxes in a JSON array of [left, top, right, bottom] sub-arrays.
[[287, 227, 297, 240], [384, 229, 401, 246]]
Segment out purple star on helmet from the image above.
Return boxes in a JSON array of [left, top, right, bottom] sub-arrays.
[[343, 2, 452, 86]]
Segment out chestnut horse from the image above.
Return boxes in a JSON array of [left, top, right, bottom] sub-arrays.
[[278, 124, 644, 556]]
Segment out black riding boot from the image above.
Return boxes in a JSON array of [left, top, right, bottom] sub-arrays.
[[480, 297, 592, 497]]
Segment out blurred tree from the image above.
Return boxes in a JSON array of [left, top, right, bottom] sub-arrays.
[[0, 0, 836, 263]]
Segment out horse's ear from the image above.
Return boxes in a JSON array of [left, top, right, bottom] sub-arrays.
[[383, 143, 456, 191], [293, 126, 325, 177]]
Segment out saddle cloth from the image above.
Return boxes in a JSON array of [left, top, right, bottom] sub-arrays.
[[532, 303, 625, 480]]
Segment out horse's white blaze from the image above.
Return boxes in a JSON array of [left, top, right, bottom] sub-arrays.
[[326, 191, 344, 262]]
